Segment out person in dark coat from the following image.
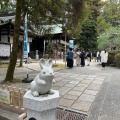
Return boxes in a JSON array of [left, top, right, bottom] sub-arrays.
[[80, 48, 85, 67], [86, 49, 91, 66], [67, 48, 74, 68]]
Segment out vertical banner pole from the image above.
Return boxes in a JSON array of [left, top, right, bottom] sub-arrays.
[[24, 14, 28, 77], [65, 32, 67, 67], [22, 13, 33, 83]]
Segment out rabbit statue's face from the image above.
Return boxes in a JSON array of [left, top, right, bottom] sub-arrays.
[[39, 58, 54, 80], [40, 67, 54, 80]]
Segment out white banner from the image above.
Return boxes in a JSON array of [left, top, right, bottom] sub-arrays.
[[69, 40, 74, 48]]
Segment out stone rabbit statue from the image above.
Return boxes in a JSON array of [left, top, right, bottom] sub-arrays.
[[30, 58, 55, 97]]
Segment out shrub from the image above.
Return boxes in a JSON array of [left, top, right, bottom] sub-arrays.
[[115, 53, 120, 68], [107, 50, 120, 66]]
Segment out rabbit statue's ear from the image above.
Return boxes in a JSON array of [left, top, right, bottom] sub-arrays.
[[47, 58, 53, 68], [40, 58, 46, 69]]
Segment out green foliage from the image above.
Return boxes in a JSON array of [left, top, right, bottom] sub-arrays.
[[102, 0, 120, 27], [97, 27, 120, 50], [115, 53, 120, 67], [97, 15, 111, 34], [0, 0, 88, 39], [76, 19, 98, 50], [0, 0, 16, 14], [66, 0, 88, 37], [107, 50, 120, 66], [46, 43, 60, 58], [88, 0, 101, 20], [75, 0, 102, 50]]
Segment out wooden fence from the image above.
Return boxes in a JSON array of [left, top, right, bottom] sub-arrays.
[[0, 85, 27, 113]]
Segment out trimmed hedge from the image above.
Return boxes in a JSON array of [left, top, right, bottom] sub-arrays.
[[115, 53, 120, 68], [107, 50, 120, 66]]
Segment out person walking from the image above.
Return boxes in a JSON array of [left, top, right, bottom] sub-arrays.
[[100, 49, 108, 69], [86, 49, 91, 66], [67, 48, 74, 68], [80, 48, 85, 67], [97, 50, 100, 62], [75, 48, 81, 66], [92, 50, 97, 62]]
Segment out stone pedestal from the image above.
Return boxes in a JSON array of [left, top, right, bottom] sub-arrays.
[[23, 90, 59, 120]]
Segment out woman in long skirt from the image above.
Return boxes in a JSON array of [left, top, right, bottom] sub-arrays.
[[75, 48, 81, 66], [67, 48, 74, 68]]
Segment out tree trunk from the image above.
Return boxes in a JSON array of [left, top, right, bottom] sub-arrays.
[[5, 0, 23, 82], [19, 41, 23, 66]]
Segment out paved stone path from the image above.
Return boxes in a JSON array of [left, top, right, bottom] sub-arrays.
[[0, 59, 120, 120], [54, 72, 105, 112], [0, 71, 106, 112]]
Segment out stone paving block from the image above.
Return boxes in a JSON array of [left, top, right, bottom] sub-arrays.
[[87, 83, 101, 91], [88, 75, 97, 77], [80, 75, 88, 77], [69, 81, 80, 84], [94, 79, 104, 83], [69, 75, 79, 78], [77, 83, 88, 88], [74, 78, 83, 81], [95, 78, 104, 81], [72, 100, 92, 112], [59, 87, 72, 96], [59, 98, 74, 108], [85, 78, 95, 80], [92, 80, 103, 85], [63, 94, 79, 100], [65, 77, 75, 80], [53, 81, 68, 87], [64, 83, 76, 88], [61, 79, 71, 82], [55, 77, 63, 81], [96, 77, 105, 79], [67, 90, 82, 96], [73, 86, 87, 91], [78, 94, 95, 102], [84, 89, 98, 95], [81, 80, 93, 84]]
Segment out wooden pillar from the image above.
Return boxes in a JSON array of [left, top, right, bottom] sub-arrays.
[[8, 22, 11, 43], [0, 28, 1, 42]]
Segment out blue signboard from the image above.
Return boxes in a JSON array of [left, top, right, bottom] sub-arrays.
[[23, 14, 28, 58], [69, 40, 74, 48]]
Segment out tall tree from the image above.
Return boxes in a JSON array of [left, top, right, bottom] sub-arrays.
[[76, 0, 101, 50], [5, 0, 23, 82], [77, 20, 98, 50]]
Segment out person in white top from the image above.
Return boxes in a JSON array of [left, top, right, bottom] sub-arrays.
[[75, 48, 81, 66], [100, 49, 108, 69], [97, 50, 100, 62]]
